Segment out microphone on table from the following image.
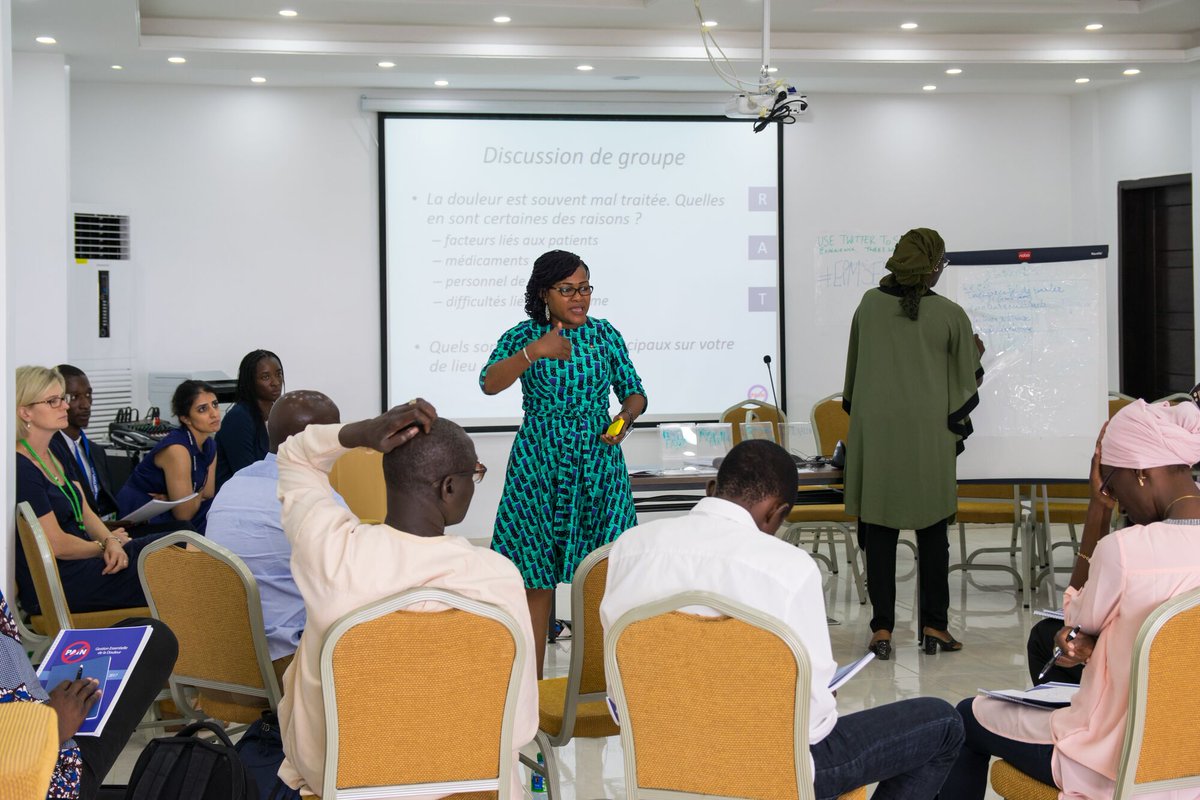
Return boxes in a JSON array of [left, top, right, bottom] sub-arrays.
[[763, 355, 779, 410]]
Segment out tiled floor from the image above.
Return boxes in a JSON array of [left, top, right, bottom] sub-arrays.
[[104, 524, 1073, 798]]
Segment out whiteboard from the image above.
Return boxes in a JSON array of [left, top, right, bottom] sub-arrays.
[[794, 237, 1109, 481]]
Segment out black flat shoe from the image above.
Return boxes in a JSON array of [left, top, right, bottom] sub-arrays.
[[922, 630, 964, 654], [868, 636, 892, 661]]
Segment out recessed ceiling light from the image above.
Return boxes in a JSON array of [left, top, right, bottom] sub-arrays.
[[945, 68, 963, 75], [167, 56, 187, 64], [378, 61, 396, 68], [110, 64, 123, 70], [923, 84, 937, 91], [765, 66, 779, 73], [36, 36, 57, 45], [434, 79, 449, 87], [1123, 68, 1141, 76], [1075, 77, 1091, 84], [576, 64, 594, 71], [701, 20, 718, 28], [900, 22, 919, 30], [251, 76, 267, 84], [1085, 23, 1103, 31], [279, 9, 298, 17], [493, 16, 511, 23]]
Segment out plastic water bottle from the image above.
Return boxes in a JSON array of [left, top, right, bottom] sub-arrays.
[[531, 752, 546, 793]]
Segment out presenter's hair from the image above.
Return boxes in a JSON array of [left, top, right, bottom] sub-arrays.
[[382, 417, 476, 491], [15, 365, 65, 431], [234, 349, 284, 427], [524, 249, 590, 322], [715, 439, 797, 506], [171, 380, 218, 420]]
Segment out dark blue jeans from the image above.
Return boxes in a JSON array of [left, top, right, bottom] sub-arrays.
[[812, 697, 964, 800], [938, 697, 1056, 800]]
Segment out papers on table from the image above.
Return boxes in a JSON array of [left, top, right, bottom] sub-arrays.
[[979, 682, 1079, 710], [1034, 608, 1065, 621], [120, 493, 197, 524], [830, 652, 875, 691]]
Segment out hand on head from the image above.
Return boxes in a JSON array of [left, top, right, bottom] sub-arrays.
[[339, 398, 437, 453]]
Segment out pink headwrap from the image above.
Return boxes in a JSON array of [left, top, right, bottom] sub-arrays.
[[1101, 399, 1200, 469]]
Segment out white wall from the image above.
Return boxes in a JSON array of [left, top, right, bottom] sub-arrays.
[[9, 52, 70, 367], [1070, 76, 1196, 387], [783, 93, 1075, 415], [1, 0, 14, 596], [71, 84, 382, 421]]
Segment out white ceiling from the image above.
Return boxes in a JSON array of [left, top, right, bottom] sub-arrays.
[[12, 0, 1200, 94]]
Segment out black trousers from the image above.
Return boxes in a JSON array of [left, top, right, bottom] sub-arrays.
[[1027, 617, 1085, 686], [861, 518, 951, 633], [77, 617, 178, 799]]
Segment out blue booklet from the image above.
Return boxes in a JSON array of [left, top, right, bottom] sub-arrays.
[[36, 626, 153, 736]]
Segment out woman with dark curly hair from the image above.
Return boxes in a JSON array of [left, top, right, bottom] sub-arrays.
[[843, 228, 985, 660], [215, 349, 284, 488], [480, 249, 646, 676]]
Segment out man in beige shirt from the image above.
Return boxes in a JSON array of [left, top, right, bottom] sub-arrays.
[[275, 400, 538, 796]]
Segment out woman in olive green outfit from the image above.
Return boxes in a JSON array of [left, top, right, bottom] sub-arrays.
[[843, 228, 984, 660]]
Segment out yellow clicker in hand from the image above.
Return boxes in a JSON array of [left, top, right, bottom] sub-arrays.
[[606, 417, 625, 437]]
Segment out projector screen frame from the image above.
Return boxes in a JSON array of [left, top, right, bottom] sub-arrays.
[[377, 111, 787, 433]]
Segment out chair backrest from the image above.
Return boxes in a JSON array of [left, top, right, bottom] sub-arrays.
[[605, 591, 813, 800], [320, 588, 526, 800], [1114, 586, 1200, 798], [810, 394, 849, 458], [957, 483, 1019, 501], [136, 532, 281, 723], [0, 702, 61, 800], [328, 448, 386, 522], [1151, 392, 1193, 406], [720, 401, 786, 445], [14, 502, 72, 639], [1109, 395, 1135, 419], [550, 543, 612, 747]]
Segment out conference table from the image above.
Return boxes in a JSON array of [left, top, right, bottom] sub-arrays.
[[629, 464, 844, 513]]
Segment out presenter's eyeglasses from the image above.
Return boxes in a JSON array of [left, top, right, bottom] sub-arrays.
[[550, 284, 594, 298], [433, 462, 488, 485], [26, 395, 70, 409]]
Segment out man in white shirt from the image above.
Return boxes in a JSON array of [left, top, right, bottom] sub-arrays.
[[601, 439, 963, 800], [276, 400, 538, 798]]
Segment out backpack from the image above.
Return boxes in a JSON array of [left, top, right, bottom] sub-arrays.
[[124, 720, 256, 800], [233, 710, 301, 800]]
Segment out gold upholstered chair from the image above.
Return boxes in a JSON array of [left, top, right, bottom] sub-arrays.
[[15, 501, 150, 646], [991, 586, 1200, 800], [317, 588, 528, 800], [327, 447, 386, 523], [721, 400, 786, 445], [604, 590, 867, 800], [0, 702, 60, 800], [137, 531, 282, 726], [522, 543, 616, 800]]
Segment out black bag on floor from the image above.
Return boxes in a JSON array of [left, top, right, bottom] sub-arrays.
[[124, 720, 256, 800], [234, 710, 300, 800]]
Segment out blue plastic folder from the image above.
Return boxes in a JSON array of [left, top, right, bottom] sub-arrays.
[[36, 626, 153, 736]]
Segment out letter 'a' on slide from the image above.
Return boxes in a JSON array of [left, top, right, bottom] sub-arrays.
[[606, 417, 625, 437]]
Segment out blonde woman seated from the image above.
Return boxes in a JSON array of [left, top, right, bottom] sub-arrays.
[[940, 399, 1200, 799], [14, 366, 171, 616]]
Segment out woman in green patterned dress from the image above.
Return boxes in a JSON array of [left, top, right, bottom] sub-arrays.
[[481, 250, 646, 677]]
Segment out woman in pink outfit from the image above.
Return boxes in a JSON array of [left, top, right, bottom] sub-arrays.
[[940, 399, 1200, 800]]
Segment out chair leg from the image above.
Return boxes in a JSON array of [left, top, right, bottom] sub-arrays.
[[538, 730, 561, 800], [824, 528, 839, 574], [959, 521, 968, 563]]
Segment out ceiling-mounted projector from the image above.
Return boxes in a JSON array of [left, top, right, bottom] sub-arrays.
[[725, 86, 808, 119]]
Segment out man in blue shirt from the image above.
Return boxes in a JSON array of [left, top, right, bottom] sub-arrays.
[[207, 390, 342, 669]]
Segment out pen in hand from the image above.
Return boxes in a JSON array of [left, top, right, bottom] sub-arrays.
[[1037, 625, 1082, 682], [75, 666, 84, 681]]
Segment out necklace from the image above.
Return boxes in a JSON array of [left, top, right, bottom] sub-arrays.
[[19, 438, 84, 525], [1162, 494, 1200, 518]]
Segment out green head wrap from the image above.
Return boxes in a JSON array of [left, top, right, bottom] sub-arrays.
[[881, 228, 946, 289]]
